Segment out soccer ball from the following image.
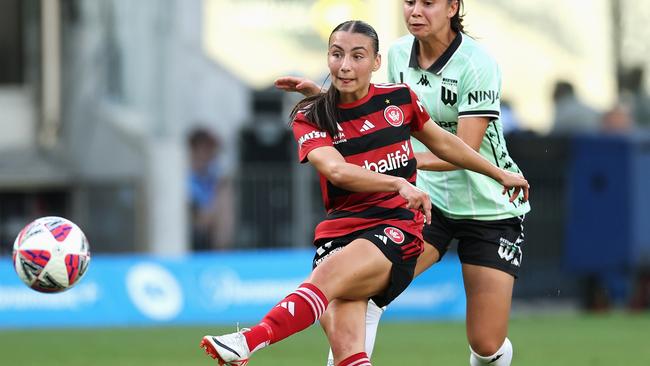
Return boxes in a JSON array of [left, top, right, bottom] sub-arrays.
[[12, 216, 91, 293]]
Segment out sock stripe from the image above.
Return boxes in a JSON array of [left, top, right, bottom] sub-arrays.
[[296, 287, 324, 316], [338, 352, 371, 366], [348, 358, 371, 366], [294, 290, 323, 323], [293, 290, 318, 321], [295, 286, 326, 318]]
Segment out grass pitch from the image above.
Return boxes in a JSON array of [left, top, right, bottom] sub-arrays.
[[1, 312, 649, 366]]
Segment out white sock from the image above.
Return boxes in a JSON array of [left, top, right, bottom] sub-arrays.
[[363, 299, 385, 357], [326, 299, 385, 366], [469, 337, 513, 366]]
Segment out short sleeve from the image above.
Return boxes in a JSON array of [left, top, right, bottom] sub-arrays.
[[407, 87, 431, 132], [292, 113, 333, 163], [457, 56, 501, 120]]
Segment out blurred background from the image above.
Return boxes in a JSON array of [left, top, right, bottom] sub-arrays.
[[0, 0, 650, 363]]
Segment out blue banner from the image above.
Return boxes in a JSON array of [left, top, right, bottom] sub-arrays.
[[0, 249, 465, 329]]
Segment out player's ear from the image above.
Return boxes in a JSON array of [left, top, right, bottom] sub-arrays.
[[448, 0, 459, 18], [373, 53, 381, 72]]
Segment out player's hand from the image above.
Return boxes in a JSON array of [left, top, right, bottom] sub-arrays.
[[397, 179, 432, 224], [498, 170, 529, 203], [274, 76, 321, 97]]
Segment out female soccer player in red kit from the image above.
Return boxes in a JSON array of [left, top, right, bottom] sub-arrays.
[[200, 20, 528, 366]]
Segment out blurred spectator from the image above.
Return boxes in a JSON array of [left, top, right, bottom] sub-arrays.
[[551, 80, 601, 134], [188, 127, 235, 251], [620, 66, 650, 127], [601, 101, 634, 133], [500, 99, 522, 135]]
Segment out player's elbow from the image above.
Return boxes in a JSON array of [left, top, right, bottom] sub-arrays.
[[325, 162, 350, 187]]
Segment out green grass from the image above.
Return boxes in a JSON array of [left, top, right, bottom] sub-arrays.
[[1, 313, 649, 365]]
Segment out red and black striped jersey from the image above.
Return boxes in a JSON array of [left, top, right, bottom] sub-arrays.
[[292, 83, 431, 243]]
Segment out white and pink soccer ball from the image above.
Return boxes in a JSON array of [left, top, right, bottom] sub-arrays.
[[12, 216, 91, 293]]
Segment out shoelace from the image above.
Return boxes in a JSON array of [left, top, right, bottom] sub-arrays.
[[236, 322, 251, 333]]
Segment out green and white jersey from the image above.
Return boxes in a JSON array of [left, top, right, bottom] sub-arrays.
[[387, 33, 530, 220]]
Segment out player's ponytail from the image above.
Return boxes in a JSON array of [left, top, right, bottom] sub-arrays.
[[450, 0, 465, 34], [289, 81, 340, 138]]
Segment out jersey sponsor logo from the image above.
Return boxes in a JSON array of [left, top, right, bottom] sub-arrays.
[[383, 227, 405, 244], [468, 90, 499, 105], [359, 120, 375, 132], [298, 131, 327, 146], [417, 74, 431, 87], [384, 105, 404, 127], [498, 237, 522, 267], [436, 121, 457, 129], [333, 123, 347, 144], [441, 78, 458, 107], [362, 142, 411, 173]]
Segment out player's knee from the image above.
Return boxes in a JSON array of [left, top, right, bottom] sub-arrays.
[[307, 268, 340, 299], [468, 337, 504, 357]]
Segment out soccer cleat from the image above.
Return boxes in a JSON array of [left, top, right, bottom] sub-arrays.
[[200, 332, 251, 366]]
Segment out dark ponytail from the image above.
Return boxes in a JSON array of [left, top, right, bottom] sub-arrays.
[[449, 0, 465, 34], [289, 82, 341, 138], [289, 20, 379, 138]]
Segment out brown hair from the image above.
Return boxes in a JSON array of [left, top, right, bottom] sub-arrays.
[[289, 20, 379, 138], [449, 0, 465, 34]]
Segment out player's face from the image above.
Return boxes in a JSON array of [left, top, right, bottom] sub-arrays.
[[403, 0, 457, 39], [328, 31, 380, 103]]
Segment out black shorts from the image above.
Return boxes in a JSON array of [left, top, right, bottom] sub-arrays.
[[313, 225, 422, 307], [422, 205, 525, 277]]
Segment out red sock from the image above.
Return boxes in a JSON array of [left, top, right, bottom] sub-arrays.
[[338, 352, 372, 366], [243, 282, 328, 352]]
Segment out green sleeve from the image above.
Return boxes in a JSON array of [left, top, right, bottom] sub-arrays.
[[387, 45, 397, 84], [457, 55, 501, 119]]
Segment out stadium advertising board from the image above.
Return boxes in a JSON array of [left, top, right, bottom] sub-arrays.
[[0, 250, 464, 328]]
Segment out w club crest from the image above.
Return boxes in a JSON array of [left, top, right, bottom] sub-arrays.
[[384, 227, 405, 244], [383, 105, 404, 127], [441, 78, 458, 106]]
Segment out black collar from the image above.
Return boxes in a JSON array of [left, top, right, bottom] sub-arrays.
[[408, 32, 462, 75]]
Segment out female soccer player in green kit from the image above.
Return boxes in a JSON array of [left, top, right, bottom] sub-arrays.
[[275, 1, 531, 365]]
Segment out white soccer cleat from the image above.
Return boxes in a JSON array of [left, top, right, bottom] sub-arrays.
[[200, 332, 251, 366]]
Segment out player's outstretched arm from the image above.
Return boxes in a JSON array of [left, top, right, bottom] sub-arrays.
[[412, 120, 529, 203], [274, 76, 321, 97], [414, 116, 489, 171]]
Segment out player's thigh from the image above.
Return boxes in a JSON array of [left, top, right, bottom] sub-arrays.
[[308, 238, 392, 299], [462, 263, 514, 353], [414, 240, 441, 277], [417, 205, 454, 278], [320, 299, 368, 363]]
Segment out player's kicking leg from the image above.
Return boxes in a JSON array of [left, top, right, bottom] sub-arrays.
[[201, 238, 392, 365]]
